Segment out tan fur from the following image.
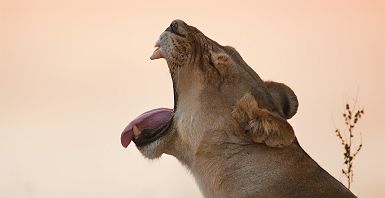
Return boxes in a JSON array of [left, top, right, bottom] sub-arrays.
[[135, 20, 356, 198]]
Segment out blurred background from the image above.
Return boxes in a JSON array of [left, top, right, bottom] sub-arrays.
[[1, 0, 384, 197]]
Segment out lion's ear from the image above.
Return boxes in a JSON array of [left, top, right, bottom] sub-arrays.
[[265, 81, 298, 119], [232, 92, 295, 147]]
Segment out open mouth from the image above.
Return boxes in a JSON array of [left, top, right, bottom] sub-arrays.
[[121, 37, 174, 148]]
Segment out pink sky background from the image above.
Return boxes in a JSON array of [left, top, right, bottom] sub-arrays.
[[1, 0, 384, 197]]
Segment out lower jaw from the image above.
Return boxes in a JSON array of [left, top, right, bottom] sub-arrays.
[[133, 118, 173, 147]]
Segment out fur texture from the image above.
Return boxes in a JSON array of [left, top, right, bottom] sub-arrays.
[[134, 19, 356, 198]]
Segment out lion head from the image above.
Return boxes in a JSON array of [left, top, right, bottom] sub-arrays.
[[122, 19, 299, 159]]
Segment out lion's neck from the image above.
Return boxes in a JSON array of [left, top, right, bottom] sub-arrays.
[[172, 91, 203, 165]]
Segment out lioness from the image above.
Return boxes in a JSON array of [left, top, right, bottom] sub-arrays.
[[121, 20, 356, 198]]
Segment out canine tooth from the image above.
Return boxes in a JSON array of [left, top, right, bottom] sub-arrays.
[[133, 125, 141, 138], [150, 48, 164, 60]]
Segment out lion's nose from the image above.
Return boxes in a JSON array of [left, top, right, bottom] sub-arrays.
[[166, 20, 179, 33], [170, 20, 178, 32]]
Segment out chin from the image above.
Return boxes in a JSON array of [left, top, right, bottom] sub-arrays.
[[136, 139, 165, 159]]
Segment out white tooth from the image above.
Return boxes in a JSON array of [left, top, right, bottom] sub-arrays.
[[133, 125, 141, 138], [150, 47, 164, 60]]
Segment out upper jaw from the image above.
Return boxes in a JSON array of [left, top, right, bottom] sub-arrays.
[[150, 32, 169, 60], [150, 39, 164, 60]]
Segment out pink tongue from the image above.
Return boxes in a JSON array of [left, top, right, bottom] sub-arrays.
[[121, 108, 173, 148]]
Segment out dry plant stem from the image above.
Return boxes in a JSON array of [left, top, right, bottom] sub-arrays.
[[334, 102, 364, 189]]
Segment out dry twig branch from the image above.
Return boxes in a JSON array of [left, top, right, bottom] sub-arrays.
[[334, 101, 364, 189]]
